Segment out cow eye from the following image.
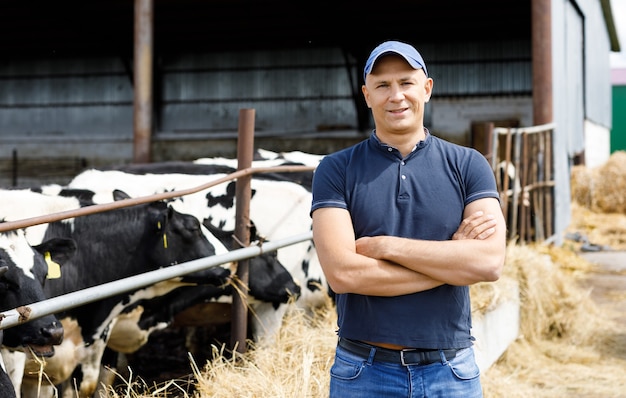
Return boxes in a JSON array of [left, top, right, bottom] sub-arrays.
[[182, 217, 202, 235]]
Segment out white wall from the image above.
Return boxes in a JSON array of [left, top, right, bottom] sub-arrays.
[[584, 119, 611, 168]]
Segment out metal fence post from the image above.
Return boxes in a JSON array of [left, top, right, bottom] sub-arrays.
[[231, 108, 255, 353]]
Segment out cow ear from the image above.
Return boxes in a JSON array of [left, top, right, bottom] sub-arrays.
[[113, 189, 132, 201], [33, 238, 78, 266], [148, 201, 171, 230]]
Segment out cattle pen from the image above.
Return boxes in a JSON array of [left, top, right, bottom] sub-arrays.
[[0, 163, 315, 334]]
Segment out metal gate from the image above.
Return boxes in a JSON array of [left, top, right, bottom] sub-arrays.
[[491, 123, 556, 243]]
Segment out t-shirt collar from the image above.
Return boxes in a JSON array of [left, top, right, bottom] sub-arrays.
[[370, 128, 430, 156]]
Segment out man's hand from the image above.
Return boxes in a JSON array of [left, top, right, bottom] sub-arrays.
[[355, 235, 386, 260], [452, 211, 497, 240]]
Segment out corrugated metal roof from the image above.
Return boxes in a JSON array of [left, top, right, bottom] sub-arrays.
[[420, 40, 532, 96]]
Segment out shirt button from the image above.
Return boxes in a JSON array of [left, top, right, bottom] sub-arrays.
[[401, 175, 406, 180], [388, 147, 393, 152], [401, 161, 405, 166]]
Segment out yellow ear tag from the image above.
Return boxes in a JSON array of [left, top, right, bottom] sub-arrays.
[[45, 251, 61, 279], [163, 233, 168, 249]]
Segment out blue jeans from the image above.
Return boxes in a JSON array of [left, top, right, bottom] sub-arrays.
[[329, 342, 483, 398]]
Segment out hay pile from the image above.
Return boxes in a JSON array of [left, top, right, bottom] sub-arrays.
[[103, 242, 620, 398], [193, 299, 337, 397], [569, 151, 626, 250], [480, 244, 625, 397], [571, 150, 626, 215]]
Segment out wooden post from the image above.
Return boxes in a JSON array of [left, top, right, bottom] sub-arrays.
[[133, 0, 153, 163], [231, 109, 255, 354], [532, 0, 553, 125]]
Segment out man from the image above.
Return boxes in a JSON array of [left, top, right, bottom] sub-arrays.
[[311, 40, 506, 397]]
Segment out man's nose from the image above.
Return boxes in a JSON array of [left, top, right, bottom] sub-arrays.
[[389, 84, 404, 101]]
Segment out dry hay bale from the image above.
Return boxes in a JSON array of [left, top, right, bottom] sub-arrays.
[[481, 244, 625, 398], [590, 150, 626, 214], [567, 202, 626, 251], [536, 239, 596, 274], [569, 152, 626, 250], [570, 164, 593, 208], [503, 244, 600, 342]]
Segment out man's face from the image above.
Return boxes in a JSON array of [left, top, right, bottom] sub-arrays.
[[362, 55, 433, 137]]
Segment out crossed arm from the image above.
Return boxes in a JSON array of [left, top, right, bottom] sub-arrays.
[[311, 197, 507, 296]]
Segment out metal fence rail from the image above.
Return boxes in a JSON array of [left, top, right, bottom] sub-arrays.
[[0, 231, 313, 330]]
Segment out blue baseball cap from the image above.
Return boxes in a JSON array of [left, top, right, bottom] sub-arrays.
[[363, 41, 428, 81]]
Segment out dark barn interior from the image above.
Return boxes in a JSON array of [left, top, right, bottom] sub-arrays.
[[0, 1, 531, 62]]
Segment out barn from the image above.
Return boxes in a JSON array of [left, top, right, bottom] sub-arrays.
[[0, 2, 622, 395], [0, 0, 620, 245]]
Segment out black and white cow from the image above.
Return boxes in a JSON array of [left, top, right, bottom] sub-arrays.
[[102, 216, 304, 356], [0, 228, 77, 398], [101, 221, 301, 385], [68, 151, 329, 342], [0, 188, 230, 398]]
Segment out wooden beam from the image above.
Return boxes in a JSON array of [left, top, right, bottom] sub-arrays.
[[532, 0, 553, 125], [133, 0, 154, 163]]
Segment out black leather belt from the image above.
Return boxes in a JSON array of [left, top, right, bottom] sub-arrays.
[[338, 338, 459, 366]]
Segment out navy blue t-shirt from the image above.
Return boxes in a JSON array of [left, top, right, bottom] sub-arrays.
[[311, 131, 499, 349]]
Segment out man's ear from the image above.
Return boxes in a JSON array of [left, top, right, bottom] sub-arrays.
[[362, 85, 372, 108], [424, 78, 434, 103]]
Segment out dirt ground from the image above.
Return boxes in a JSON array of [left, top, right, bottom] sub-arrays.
[[578, 251, 626, 327]]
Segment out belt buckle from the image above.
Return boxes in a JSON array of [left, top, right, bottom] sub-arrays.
[[400, 348, 420, 366]]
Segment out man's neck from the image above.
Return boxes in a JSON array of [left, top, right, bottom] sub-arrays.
[[376, 128, 427, 157]]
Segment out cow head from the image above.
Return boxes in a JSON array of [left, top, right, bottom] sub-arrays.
[[112, 189, 230, 286], [0, 230, 77, 357], [203, 219, 301, 307]]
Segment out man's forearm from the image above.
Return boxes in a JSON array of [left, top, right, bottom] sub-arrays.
[[360, 236, 504, 285], [322, 250, 445, 296]]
